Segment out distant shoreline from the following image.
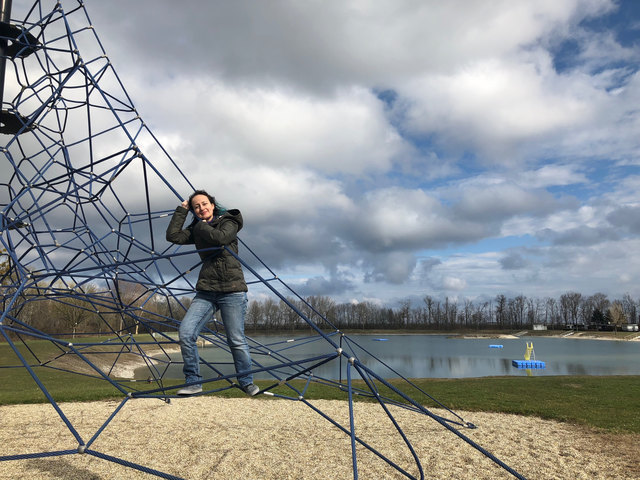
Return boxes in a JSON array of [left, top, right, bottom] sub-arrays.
[[246, 328, 640, 342], [454, 331, 640, 341], [11, 328, 637, 382]]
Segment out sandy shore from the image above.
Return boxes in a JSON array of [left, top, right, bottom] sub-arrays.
[[1, 396, 638, 480], [459, 331, 640, 341]]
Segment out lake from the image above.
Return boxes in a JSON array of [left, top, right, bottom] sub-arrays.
[[146, 333, 640, 381]]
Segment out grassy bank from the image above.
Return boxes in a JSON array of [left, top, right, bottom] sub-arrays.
[[269, 375, 640, 434], [2, 339, 639, 434]]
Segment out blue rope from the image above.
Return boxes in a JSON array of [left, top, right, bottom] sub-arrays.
[[84, 397, 130, 450], [86, 450, 185, 480], [297, 395, 418, 479], [346, 362, 359, 480], [353, 360, 527, 480], [353, 361, 424, 479]]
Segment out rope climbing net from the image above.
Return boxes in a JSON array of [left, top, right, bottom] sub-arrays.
[[0, 2, 526, 479]]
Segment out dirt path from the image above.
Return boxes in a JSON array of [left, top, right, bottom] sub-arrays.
[[1, 397, 638, 479]]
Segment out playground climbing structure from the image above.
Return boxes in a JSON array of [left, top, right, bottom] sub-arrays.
[[0, 1, 527, 478]]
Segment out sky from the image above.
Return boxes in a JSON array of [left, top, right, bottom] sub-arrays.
[[16, 0, 640, 307]]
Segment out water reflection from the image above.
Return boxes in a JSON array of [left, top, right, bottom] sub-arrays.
[[146, 334, 640, 381]]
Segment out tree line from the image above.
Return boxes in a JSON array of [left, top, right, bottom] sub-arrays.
[[246, 291, 639, 332], [2, 259, 638, 337], [1, 279, 190, 338]]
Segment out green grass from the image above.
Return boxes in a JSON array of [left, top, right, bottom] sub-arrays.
[[2, 339, 639, 433], [261, 376, 640, 433], [0, 335, 181, 404], [391, 376, 640, 433]]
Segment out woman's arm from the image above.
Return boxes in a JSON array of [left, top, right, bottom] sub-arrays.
[[192, 216, 239, 246], [165, 205, 194, 244]]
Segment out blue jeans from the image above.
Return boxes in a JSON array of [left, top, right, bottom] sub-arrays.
[[178, 291, 253, 388]]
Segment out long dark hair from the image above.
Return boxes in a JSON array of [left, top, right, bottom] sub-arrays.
[[188, 189, 227, 217]]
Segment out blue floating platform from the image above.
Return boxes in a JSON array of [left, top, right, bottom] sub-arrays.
[[512, 360, 546, 369], [489, 344, 503, 348], [373, 338, 388, 341]]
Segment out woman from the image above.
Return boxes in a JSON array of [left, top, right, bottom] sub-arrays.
[[165, 190, 258, 396]]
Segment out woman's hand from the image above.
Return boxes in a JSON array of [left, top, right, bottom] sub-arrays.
[[180, 199, 189, 209]]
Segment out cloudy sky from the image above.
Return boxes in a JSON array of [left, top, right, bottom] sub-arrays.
[[30, 0, 640, 306]]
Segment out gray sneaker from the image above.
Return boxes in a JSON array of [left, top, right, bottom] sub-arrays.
[[177, 384, 202, 396], [242, 384, 260, 396]]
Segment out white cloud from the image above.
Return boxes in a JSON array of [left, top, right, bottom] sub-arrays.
[[106, 74, 409, 176], [442, 276, 467, 291], [8, 0, 640, 307], [397, 51, 609, 164], [203, 85, 407, 174], [516, 164, 589, 188], [222, 165, 351, 223], [86, 1, 614, 88], [346, 187, 484, 250], [365, 251, 417, 285], [455, 182, 560, 221]]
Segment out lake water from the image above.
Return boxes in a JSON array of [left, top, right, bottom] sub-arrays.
[[148, 333, 640, 381]]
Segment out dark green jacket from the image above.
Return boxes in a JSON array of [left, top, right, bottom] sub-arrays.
[[165, 206, 247, 293]]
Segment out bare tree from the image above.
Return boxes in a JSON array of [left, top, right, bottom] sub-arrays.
[[247, 299, 262, 330], [444, 297, 457, 328], [462, 299, 474, 328], [560, 292, 582, 327], [512, 295, 526, 327], [51, 282, 100, 337], [279, 298, 303, 330], [473, 301, 490, 329], [112, 280, 153, 335], [399, 300, 411, 328], [608, 301, 627, 332], [581, 293, 609, 327], [263, 298, 280, 329], [621, 293, 637, 325], [423, 295, 435, 326], [495, 294, 507, 328], [306, 296, 337, 329], [589, 292, 610, 313], [544, 297, 557, 326]]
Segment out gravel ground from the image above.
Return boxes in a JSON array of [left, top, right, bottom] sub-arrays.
[[1, 396, 638, 479]]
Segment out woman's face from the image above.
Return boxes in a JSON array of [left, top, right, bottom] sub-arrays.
[[190, 194, 215, 222]]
